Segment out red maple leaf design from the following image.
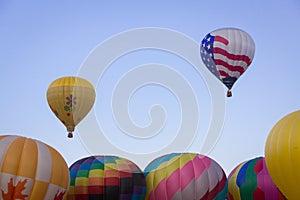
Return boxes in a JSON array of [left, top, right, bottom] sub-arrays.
[[1, 178, 28, 200], [54, 190, 66, 200]]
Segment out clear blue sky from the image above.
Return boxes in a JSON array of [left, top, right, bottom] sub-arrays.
[[1, 0, 300, 174]]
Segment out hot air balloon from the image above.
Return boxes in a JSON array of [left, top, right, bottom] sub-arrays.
[[265, 110, 300, 199], [228, 157, 286, 200], [0, 135, 69, 200], [67, 155, 146, 200], [200, 27, 255, 97], [46, 76, 96, 138], [144, 153, 227, 200]]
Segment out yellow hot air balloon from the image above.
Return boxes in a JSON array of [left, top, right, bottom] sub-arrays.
[[0, 135, 70, 200], [47, 76, 96, 138], [265, 110, 300, 199]]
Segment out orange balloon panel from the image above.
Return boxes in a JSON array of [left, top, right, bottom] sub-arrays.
[[0, 135, 70, 200], [47, 76, 96, 138]]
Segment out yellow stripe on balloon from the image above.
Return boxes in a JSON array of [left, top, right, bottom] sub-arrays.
[[228, 162, 245, 200], [179, 153, 197, 165], [47, 86, 75, 127], [68, 186, 75, 195], [18, 138, 38, 179], [164, 156, 183, 178], [0, 135, 18, 169], [48, 76, 94, 87], [29, 180, 49, 199], [75, 177, 89, 186], [48, 146, 70, 188], [146, 154, 196, 192], [1, 137, 25, 175], [267, 116, 290, 192], [89, 169, 104, 178], [105, 163, 119, 170]]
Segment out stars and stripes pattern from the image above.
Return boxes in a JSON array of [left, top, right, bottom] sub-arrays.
[[200, 33, 223, 80], [200, 28, 255, 89]]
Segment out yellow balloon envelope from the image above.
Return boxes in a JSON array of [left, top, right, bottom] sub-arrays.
[[265, 110, 300, 199], [47, 76, 96, 138], [0, 135, 70, 200]]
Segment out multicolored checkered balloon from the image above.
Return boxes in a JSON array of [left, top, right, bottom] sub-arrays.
[[144, 153, 228, 200], [228, 157, 286, 200], [67, 155, 146, 200]]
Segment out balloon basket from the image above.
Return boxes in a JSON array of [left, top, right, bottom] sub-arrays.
[[227, 90, 232, 97], [68, 132, 73, 138]]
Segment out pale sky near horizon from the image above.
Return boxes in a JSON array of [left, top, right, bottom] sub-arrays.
[[1, 0, 300, 174]]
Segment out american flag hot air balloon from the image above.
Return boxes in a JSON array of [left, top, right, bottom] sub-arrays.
[[200, 27, 255, 97]]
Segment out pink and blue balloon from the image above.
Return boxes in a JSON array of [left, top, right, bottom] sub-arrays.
[[144, 153, 227, 200]]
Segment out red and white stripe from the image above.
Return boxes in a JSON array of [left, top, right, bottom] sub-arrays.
[[212, 28, 255, 79]]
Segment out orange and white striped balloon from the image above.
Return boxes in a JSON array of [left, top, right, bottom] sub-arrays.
[[0, 135, 70, 200]]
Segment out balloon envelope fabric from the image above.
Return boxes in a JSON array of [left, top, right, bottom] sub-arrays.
[[47, 76, 96, 138], [265, 110, 300, 199], [0, 135, 70, 200], [144, 153, 227, 200], [228, 157, 286, 200], [200, 27, 255, 97], [67, 155, 146, 200]]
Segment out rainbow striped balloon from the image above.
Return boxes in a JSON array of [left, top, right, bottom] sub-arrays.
[[144, 153, 227, 200], [67, 155, 146, 200], [228, 157, 286, 200], [0, 135, 70, 200]]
